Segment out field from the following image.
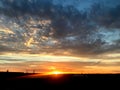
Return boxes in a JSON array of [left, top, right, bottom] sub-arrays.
[[0, 72, 120, 90]]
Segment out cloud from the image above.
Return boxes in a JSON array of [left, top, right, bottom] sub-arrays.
[[0, 60, 120, 73], [0, 45, 16, 52], [0, 0, 119, 59], [90, 2, 120, 28]]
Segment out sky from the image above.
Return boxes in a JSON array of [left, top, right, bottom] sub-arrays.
[[0, 0, 120, 73]]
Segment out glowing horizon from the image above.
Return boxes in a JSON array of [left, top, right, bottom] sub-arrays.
[[0, 54, 120, 74]]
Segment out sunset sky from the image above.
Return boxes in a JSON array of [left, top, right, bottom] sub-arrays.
[[0, 0, 120, 73]]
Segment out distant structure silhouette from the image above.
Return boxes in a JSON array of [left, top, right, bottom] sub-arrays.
[[6, 69, 9, 72], [26, 70, 28, 73], [33, 70, 35, 74], [25, 69, 36, 73]]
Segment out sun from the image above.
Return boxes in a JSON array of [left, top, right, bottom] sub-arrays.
[[45, 70, 64, 75], [51, 71, 63, 75], [46, 66, 64, 75]]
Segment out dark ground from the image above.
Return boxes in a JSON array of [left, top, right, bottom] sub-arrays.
[[0, 72, 120, 90]]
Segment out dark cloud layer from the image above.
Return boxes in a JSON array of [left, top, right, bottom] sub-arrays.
[[0, 0, 119, 58]]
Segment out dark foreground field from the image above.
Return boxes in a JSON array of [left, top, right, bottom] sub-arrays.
[[0, 72, 120, 90]]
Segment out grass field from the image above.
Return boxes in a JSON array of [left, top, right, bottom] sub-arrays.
[[0, 72, 120, 90]]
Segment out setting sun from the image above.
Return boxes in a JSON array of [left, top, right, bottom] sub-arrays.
[[48, 66, 63, 75], [44, 70, 63, 75], [51, 71, 63, 75]]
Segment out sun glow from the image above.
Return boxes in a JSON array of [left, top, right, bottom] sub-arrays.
[[50, 71, 63, 75], [47, 66, 63, 75]]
